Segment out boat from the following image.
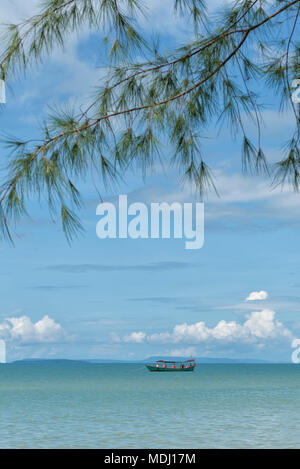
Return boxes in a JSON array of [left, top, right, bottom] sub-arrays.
[[145, 358, 196, 372]]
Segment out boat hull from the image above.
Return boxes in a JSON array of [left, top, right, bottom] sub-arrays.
[[146, 365, 195, 372]]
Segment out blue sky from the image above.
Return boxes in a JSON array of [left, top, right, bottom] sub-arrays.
[[0, 0, 299, 362]]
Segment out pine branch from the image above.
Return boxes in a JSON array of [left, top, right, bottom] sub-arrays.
[[0, 0, 299, 241]]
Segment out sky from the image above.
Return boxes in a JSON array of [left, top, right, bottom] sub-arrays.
[[0, 0, 300, 363]]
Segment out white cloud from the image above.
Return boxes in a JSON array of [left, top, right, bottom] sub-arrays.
[[124, 331, 146, 343], [0, 315, 65, 344], [1, 0, 40, 23], [1, 0, 102, 111], [123, 309, 293, 346], [139, 0, 231, 39], [246, 291, 268, 301]]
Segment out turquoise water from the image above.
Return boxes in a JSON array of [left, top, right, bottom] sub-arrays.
[[0, 361, 300, 448]]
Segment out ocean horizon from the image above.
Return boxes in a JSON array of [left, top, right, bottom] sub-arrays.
[[0, 361, 300, 449]]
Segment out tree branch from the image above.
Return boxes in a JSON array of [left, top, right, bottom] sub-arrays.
[[26, 0, 299, 154]]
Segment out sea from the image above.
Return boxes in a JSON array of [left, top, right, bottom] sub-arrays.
[[0, 361, 299, 449]]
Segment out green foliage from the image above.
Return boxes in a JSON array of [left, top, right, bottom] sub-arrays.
[[0, 0, 299, 241]]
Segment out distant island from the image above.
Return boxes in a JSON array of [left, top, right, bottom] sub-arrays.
[[142, 356, 273, 364], [8, 356, 284, 365]]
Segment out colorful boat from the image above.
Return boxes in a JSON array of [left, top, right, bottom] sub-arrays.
[[146, 358, 196, 372]]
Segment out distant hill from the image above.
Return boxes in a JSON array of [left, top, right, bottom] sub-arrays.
[[86, 359, 135, 364], [11, 356, 277, 365], [12, 358, 135, 365], [12, 359, 87, 365], [143, 356, 272, 364]]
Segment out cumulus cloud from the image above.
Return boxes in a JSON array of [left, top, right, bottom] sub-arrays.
[[123, 309, 292, 346], [0, 315, 65, 344], [246, 291, 268, 301], [124, 332, 146, 343]]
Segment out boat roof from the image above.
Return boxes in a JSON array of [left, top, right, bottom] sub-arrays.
[[156, 359, 195, 364]]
